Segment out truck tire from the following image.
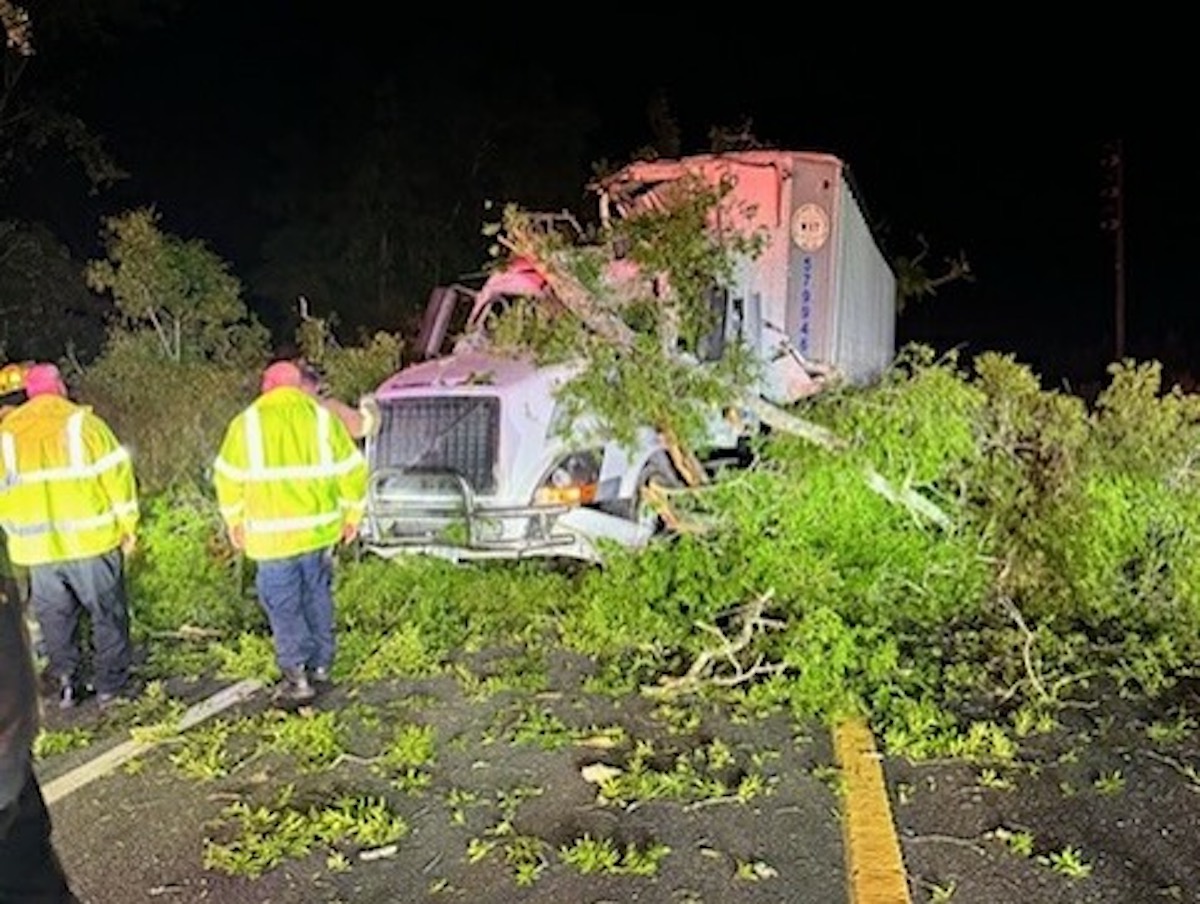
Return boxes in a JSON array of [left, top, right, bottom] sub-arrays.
[[601, 455, 684, 534]]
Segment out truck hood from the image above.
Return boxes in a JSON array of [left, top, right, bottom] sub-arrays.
[[376, 350, 567, 396]]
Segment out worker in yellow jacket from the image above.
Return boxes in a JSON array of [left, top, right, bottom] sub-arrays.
[[213, 360, 367, 704], [0, 363, 139, 710], [0, 360, 79, 898]]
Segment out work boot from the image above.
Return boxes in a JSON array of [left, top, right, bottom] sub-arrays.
[[273, 668, 315, 705], [57, 676, 77, 710], [311, 666, 332, 686]]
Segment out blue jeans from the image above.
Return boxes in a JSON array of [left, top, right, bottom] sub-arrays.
[[30, 549, 132, 695], [254, 547, 336, 673]]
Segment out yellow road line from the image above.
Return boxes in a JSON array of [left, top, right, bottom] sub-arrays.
[[834, 717, 912, 904], [43, 679, 262, 805]]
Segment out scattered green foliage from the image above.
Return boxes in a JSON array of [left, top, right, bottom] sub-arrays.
[[211, 632, 279, 683], [559, 833, 671, 876], [505, 834, 549, 887], [1147, 712, 1196, 745], [992, 826, 1035, 858], [168, 721, 233, 781], [1011, 705, 1058, 738], [203, 788, 408, 878], [121, 681, 188, 741], [258, 710, 347, 773], [977, 768, 1014, 791], [810, 764, 846, 798], [653, 702, 703, 735], [376, 722, 436, 792], [33, 727, 93, 759], [1039, 845, 1092, 880], [346, 623, 441, 682], [453, 649, 549, 700], [445, 787, 480, 826], [379, 723, 436, 770], [931, 881, 958, 902], [1093, 770, 1125, 795], [923, 879, 957, 903], [595, 737, 765, 807], [464, 785, 548, 885], [733, 857, 779, 882], [502, 704, 574, 751]]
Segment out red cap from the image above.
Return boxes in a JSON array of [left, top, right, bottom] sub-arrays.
[[261, 361, 303, 393], [24, 363, 66, 398]]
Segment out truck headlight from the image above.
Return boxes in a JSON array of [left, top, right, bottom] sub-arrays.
[[533, 450, 601, 506]]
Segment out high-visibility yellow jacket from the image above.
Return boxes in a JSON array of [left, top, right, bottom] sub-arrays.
[[0, 396, 139, 566], [213, 386, 367, 561]]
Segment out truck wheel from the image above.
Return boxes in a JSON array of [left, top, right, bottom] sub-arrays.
[[616, 456, 684, 534]]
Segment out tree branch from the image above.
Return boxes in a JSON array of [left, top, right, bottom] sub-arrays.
[[644, 589, 787, 698]]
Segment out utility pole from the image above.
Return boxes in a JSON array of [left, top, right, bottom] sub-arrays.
[[1100, 139, 1126, 361]]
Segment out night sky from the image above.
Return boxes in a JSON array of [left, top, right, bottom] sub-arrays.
[[18, 3, 1196, 392]]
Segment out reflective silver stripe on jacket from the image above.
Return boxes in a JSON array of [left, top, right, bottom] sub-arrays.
[[0, 412, 130, 485], [244, 511, 343, 534], [112, 500, 137, 518], [1, 511, 118, 537], [214, 403, 362, 483]]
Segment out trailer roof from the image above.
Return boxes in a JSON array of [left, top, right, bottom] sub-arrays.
[[594, 148, 886, 260], [594, 149, 845, 194]]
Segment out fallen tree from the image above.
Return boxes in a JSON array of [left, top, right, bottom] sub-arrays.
[[485, 177, 950, 531]]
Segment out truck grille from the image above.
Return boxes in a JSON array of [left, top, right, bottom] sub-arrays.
[[371, 397, 500, 494]]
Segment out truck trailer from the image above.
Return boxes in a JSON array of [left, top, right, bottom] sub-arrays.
[[360, 149, 896, 563]]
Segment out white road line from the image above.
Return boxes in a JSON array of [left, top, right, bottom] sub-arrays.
[[42, 679, 263, 805]]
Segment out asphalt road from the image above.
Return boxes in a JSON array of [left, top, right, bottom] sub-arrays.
[[40, 672, 847, 904], [891, 678, 1200, 903], [35, 672, 1200, 904]]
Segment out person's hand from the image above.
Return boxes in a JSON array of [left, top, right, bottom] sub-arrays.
[[229, 524, 245, 550], [340, 522, 359, 545], [121, 534, 137, 556], [359, 397, 381, 438]]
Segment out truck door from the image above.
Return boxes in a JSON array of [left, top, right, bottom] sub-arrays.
[[415, 286, 475, 360]]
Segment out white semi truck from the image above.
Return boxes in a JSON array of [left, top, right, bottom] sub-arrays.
[[360, 149, 896, 562]]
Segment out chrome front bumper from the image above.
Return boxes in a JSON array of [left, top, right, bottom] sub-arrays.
[[362, 468, 652, 563]]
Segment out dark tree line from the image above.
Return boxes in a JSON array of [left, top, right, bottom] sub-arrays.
[[251, 64, 602, 340], [1, 0, 179, 361], [1, 2, 622, 360], [2, 2, 956, 368]]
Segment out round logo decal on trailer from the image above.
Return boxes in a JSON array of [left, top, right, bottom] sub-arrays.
[[791, 202, 829, 251]]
